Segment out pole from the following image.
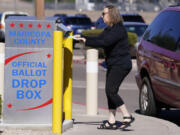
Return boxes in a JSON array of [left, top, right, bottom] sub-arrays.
[[34, 0, 45, 20], [52, 31, 63, 134], [63, 32, 73, 120], [55, 0, 58, 11], [86, 49, 98, 115], [14, 0, 17, 12], [0, 43, 5, 99]]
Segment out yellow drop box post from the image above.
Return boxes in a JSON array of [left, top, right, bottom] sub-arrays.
[[52, 28, 73, 134]]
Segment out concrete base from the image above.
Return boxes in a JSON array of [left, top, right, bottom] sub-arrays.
[[0, 119, 73, 133], [62, 120, 73, 132]]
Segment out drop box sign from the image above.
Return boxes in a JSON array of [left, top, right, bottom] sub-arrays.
[[3, 17, 55, 124]]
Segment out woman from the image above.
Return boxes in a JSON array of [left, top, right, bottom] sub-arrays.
[[75, 5, 135, 130]]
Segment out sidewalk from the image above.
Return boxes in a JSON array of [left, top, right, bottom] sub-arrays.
[[1, 102, 180, 135], [63, 103, 180, 135]]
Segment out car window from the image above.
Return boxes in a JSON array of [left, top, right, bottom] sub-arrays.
[[143, 11, 180, 52], [143, 12, 167, 42], [95, 17, 107, 29], [176, 37, 180, 53], [5, 14, 27, 20], [122, 15, 144, 23], [65, 17, 92, 25], [125, 25, 147, 37]]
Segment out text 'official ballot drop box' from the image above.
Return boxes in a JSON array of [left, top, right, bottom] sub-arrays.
[[3, 16, 56, 124]]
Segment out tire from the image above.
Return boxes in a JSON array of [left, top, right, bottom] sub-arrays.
[[139, 77, 158, 116]]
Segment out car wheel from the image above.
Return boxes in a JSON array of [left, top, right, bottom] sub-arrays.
[[139, 77, 157, 116]]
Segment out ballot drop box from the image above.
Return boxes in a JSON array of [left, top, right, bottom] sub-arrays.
[[3, 16, 56, 125]]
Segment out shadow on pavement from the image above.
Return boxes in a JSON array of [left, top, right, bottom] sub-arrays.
[[158, 109, 180, 126], [73, 120, 102, 125], [135, 109, 180, 127], [73, 119, 134, 131]]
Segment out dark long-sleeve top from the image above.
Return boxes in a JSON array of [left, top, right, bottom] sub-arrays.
[[83, 22, 132, 69]]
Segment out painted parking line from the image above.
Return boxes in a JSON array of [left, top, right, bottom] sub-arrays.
[[73, 80, 138, 91], [73, 57, 137, 71]]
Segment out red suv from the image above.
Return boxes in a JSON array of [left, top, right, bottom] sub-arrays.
[[135, 6, 180, 116]]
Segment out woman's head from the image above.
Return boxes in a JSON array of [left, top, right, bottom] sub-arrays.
[[102, 5, 123, 26]]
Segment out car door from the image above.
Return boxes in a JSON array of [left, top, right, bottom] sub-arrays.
[[143, 10, 180, 106], [171, 40, 180, 107], [159, 12, 180, 107], [153, 11, 180, 107], [150, 45, 176, 105]]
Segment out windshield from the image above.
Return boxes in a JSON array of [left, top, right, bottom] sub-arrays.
[[65, 17, 92, 25], [125, 25, 147, 37]]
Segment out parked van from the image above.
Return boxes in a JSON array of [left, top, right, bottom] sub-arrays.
[[135, 6, 180, 116]]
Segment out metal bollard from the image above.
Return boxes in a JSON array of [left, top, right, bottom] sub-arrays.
[[0, 43, 5, 99], [63, 32, 73, 121], [52, 31, 63, 134], [86, 49, 98, 115]]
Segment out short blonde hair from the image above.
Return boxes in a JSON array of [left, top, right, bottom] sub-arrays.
[[105, 5, 123, 25]]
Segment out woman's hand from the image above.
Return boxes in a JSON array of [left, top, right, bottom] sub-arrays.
[[74, 34, 81, 38], [77, 37, 86, 43], [74, 34, 86, 43]]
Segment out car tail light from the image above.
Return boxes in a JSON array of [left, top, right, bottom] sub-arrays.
[[170, 63, 176, 70], [163, 61, 171, 68], [0, 24, 4, 29]]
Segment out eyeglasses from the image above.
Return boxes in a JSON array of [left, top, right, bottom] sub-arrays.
[[102, 12, 108, 17]]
